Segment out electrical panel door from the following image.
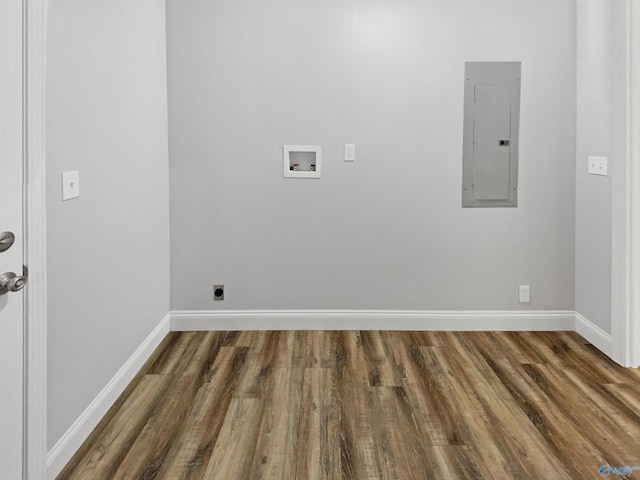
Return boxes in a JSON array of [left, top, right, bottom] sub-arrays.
[[462, 62, 521, 207]]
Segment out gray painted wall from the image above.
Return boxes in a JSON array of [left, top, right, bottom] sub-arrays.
[[46, 0, 170, 448], [575, 0, 613, 334], [167, 0, 576, 311]]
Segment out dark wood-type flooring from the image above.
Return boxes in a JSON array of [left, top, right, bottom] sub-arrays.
[[58, 331, 640, 479]]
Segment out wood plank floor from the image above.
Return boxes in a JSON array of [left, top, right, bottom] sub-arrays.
[[58, 331, 640, 480]]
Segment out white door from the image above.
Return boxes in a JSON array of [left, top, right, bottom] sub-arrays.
[[0, 0, 26, 478]]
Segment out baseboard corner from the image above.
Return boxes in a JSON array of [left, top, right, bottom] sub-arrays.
[[574, 311, 612, 357], [46, 311, 170, 480]]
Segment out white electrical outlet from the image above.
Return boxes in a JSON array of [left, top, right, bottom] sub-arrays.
[[519, 285, 530, 303], [588, 156, 608, 176], [344, 144, 355, 162]]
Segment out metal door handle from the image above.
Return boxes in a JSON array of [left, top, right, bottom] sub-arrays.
[[0, 232, 15, 253], [0, 269, 28, 295]]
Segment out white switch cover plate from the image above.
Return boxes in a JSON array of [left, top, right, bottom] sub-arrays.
[[344, 144, 355, 162], [519, 285, 530, 303], [588, 156, 608, 176], [62, 171, 80, 200]]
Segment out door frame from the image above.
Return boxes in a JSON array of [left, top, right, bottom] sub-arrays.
[[626, 0, 640, 368], [612, 0, 640, 368], [24, 0, 47, 477]]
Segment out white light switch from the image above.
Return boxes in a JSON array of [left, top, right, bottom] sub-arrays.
[[62, 171, 80, 200], [588, 156, 608, 176], [344, 144, 355, 162]]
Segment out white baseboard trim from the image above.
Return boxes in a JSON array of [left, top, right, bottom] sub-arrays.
[[170, 310, 576, 331], [575, 311, 612, 357], [46, 312, 171, 480], [44, 308, 617, 478]]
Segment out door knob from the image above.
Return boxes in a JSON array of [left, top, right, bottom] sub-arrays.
[[0, 270, 28, 295], [0, 232, 15, 253]]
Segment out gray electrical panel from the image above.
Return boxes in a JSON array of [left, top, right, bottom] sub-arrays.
[[462, 62, 521, 208]]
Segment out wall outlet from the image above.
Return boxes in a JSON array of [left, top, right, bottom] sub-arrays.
[[344, 144, 355, 162], [213, 285, 224, 301], [588, 156, 608, 176], [518, 285, 530, 303]]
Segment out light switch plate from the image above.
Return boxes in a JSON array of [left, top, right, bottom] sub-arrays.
[[62, 171, 80, 200], [588, 156, 608, 176]]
